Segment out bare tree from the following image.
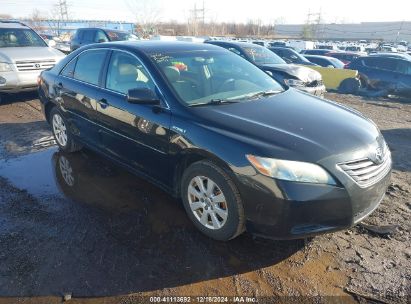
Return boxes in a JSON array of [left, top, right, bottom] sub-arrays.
[[0, 14, 13, 20], [125, 0, 163, 36], [26, 9, 47, 32]]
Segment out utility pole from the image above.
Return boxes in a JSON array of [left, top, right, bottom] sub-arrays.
[[189, 1, 205, 36], [58, 0, 68, 21]]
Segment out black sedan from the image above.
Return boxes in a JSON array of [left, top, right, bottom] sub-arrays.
[[205, 41, 326, 97], [38, 42, 391, 241]]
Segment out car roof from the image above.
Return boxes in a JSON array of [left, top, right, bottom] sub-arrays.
[[76, 27, 128, 33], [83, 41, 226, 54], [269, 47, 294, 51], [303, 55, 333, 60], [0, 20, 29, 29], [206, 40, 263, 48]]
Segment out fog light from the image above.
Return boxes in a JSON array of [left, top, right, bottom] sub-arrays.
[[0, 76, 6, 85]]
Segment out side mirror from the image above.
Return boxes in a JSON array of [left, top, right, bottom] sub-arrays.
[[327, 65, 335, 68], [265, 70, 273, 77], [127, 88, 160, 105], [98, 39, 108, 43]]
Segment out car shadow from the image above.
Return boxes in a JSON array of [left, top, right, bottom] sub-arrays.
[[0, 91, 39, 104], [381, 128, 411, 172], [0, 148, 304, 297]]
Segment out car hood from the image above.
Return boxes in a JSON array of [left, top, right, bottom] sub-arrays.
[[0, 47, 65, 63], [261, 63, 322, 82], [191, 89, 380, 163]]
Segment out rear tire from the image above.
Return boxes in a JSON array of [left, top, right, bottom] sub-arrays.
[[50, 107, 82, 153], [181, 160, 245, 241]]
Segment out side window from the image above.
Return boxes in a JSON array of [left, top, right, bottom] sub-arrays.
[[362, 57, 378, 68], [73, 50, 107, 85], [95, 30, 109, 43], [376, 58, 396, 71], [106, 51, 155, 95], [82, 30, 95, 42], [396, 60, 411, 75], [60, 58, 77, 78]]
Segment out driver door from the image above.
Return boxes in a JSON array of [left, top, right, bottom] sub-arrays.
[[94, 50, 172, 185]]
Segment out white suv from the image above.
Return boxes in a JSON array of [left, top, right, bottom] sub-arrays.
[[0, 21, 65, 93]]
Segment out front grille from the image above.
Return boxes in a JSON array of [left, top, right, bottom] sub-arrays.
[[15, 59, 56, 71], [338, 149, 391, 187], [306, 79, 324, 87]]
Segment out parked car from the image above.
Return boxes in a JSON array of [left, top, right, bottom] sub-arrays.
[[39, 41, 391, 241], [300, 49, 335, 56], [346, 56, 411, 97], [205, 41, 325, 96], [268, 47, 318, 66], [325, 52, 365, 65], [369, 52, 411, 61], [70, 28, 139, 51], [0, 20, 65, 93], [304, 55, 346, 69], [345, 45, 366, 53]]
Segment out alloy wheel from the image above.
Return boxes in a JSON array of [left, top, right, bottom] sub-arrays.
[[52, 113, 68, 147], [187, 176, 228, 230]]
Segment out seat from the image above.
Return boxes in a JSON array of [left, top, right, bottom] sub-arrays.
[[163, 66, 200, 101]]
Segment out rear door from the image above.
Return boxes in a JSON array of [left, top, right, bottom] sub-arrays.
[[55, 49, 109, 147], [394, 59, 411, 95], [95, 50, 172, 185], [362, 57, 398, 90]]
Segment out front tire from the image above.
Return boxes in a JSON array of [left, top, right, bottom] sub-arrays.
[[181, 161, 245, 241], [50, 107, 82, 153]]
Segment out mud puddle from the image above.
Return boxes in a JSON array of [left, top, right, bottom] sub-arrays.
[[3, 147, 347, 300]]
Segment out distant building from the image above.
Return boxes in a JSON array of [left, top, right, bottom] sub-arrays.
[[22, 19, 136, 36], [275, 21, 411, 42]]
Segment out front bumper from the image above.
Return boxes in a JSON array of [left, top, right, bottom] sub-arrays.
[[297, 84, 326, 97], [0, 70, 40, 93], [236, 163, 391, 240]]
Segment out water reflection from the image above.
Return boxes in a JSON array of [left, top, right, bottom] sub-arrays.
[[0, 148, 303, 296]]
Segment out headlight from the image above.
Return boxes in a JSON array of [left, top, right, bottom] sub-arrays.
[[0, 62, 13, 72], [284, 79, 305, 87], [246, 155, 337, 185]]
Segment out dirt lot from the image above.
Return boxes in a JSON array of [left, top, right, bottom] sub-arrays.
[[0, 92, 409, 304]]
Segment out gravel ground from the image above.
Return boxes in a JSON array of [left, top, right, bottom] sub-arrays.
[[0, 92, 409, 304]]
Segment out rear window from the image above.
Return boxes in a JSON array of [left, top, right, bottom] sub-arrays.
[[73, 50, 108, 85]]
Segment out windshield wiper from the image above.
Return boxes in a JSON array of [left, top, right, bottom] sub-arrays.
[[189, 99, 240, 107], [246, 90, 283, 100]]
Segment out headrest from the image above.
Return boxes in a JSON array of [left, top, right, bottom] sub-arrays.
[[8, 34, 17, 43], [116, 63, 137, 82], [163, 66, 180, 82]]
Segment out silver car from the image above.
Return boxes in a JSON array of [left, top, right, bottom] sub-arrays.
[[0, 21, 65, 93]]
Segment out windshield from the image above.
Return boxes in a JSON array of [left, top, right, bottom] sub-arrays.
[[242, 46, 286, 65], [0, 28, 47, 48], [149, 50, 285, 106], [106, 30, 139, 41]]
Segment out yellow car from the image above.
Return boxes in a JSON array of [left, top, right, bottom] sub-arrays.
[[303, 65, 360, 93]]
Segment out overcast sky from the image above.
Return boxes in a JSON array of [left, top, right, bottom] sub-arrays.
[[1, 0, 410, 24]]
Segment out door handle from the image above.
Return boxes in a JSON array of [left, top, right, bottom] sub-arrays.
[[98, 98, 109, 109]]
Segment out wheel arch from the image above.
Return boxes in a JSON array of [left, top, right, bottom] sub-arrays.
[[172, 149, 235, 198]]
